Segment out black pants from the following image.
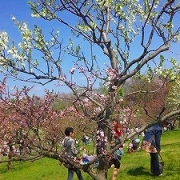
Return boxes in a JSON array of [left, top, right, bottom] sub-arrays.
[[150, 153, 161, 176], [67, 168, 84, 180], [110, 158, 120, 169]]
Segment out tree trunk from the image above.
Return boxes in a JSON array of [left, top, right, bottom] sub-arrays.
[[95, 169, 108, 180], [94, 118, 112, 180]]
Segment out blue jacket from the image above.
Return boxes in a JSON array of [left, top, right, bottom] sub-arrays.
[[143, 124, 163, 152]]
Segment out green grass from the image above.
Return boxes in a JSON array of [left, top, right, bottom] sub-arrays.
[[0, 130, 180, 180]]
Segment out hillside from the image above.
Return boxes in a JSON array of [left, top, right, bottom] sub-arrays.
[[0, 130, 180, 180]]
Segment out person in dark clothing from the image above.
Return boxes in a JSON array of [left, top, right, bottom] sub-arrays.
[[142, 121, 168, 176]]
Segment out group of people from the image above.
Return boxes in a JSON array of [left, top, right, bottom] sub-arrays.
[[61, 120, 167, 180]]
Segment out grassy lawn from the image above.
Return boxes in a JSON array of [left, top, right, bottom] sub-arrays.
[[0, 130, 180, 180]]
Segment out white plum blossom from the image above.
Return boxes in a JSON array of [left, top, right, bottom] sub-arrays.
[[112, 85, 117, 90], [0, 31, 8, 50], [70, 67, 76, 74]]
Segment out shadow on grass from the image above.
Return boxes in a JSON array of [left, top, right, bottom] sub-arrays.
[[127, 166, 150, 176]]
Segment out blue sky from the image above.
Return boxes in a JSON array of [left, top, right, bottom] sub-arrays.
[[0, 0, 109, 96], [0, 1, 180, 96], [0, 1, 43, 94], [0, 0, 75, 95]]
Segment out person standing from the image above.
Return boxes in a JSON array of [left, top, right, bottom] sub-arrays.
[[111, 120, 124, 180], [113, 120, 123, 139], [142, 121, 167, 176], [109, 143, 124, 180], [63, 127, 84, 180]]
